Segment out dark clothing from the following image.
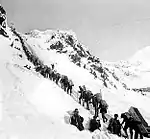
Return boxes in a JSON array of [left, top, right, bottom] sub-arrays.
[[100, 107, 107, 113], [101, 111, 107, 123], [70, 115, 84, 131], [79, 89, 84, 104], [60, 76, 68, 91], [108, 118, 121, 136], [83, 90, 93, 110], [67, 80, 74, 95], [51, 64, 54, 70], [67, 85, 73, 95], [55, 73, 60, 84], [78, 88, 86, 106], [92, 96, 100, 117], [121, 113, 143, 139], [89, 118, 101, 132], [100, 100, 108, 123]]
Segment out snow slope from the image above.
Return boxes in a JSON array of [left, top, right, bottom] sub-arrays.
[[0, 29, 124, 139], [0, 9, 150, 138]]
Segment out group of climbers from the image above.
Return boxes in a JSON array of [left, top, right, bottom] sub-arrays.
[[69, 107, 144, 139], [11, 20, 145, 139], [11, 26, 75, 97], [70, 108, 101, 132], [78, 85, 108, 123], [70, 108, 84, 131], [107, 112, 144, 139], [70, 84, 143, 139], [34, 62, 74, 95], [120, 112, 143, 139]]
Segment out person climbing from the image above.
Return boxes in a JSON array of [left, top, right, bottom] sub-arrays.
[[93, 71, 97, 79], [67, 79, 74, 95], [60, 75, 68, 92], [70, 108, 84, 131], [107, 114, 121, 136], [89, 115, 101, 132], [78, 85, 86, 106], [83, 90, 93, 110], [78, 86, 84, 105], [55, 72, 61, 85], [121, 112, 143, 139], [51, 63, 54, 70], [99, 99, 108, 123], [51, 70, 56, 81], [92, 92, 102, 117]]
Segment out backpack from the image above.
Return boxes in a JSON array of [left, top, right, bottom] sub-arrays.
[[69, 79, 74, 86], [124, 112, 132, 119], [85, 90, 93, 101], [94, 93, 102, 103], [100, 100, 108, 109]]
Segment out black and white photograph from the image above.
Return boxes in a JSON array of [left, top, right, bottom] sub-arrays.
[[0, 0, 150, 138]]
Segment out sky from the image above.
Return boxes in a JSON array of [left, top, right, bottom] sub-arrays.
[[1, 0, 150, 61]]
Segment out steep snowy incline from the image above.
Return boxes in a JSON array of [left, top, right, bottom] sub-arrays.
[[24, 31, 150, 124], [0, 8, 150, 138], [0, 29, 124, 139], [25, 29, 150, 93], [25, 35, 103, 93]]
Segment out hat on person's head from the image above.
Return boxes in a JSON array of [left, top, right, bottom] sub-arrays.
[[74, 108, 79, 113], [114, 114, 118, 118]]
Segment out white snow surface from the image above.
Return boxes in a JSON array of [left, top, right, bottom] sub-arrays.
[[0, 28, 149, 139]]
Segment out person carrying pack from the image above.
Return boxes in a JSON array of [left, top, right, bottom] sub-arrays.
[[121, 112, 143, 139], [67, 79, 74, 95], [70, 108, 84, 131], [78, 86, 84, 104], [89, 116, 101, 132], [83, 90, 93, 110], [107, 114, 121, 136], [92, 92, 102, 117], [100, 99, 108, 123]]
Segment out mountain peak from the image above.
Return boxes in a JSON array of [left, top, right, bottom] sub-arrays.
[[129, 46, 150, 64]]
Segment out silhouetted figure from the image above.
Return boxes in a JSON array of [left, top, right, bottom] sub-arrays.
[[89, 116, 101, 132], [92, 92, 102, 117], [67, 79, 74, 95], [70, 108, 84, 131], [107, 114, 121, 136], [100, 99, 108, 123], [121, 112, 143, 139]]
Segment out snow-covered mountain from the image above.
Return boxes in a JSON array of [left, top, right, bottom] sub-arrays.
[[0, 6, 150, 139]]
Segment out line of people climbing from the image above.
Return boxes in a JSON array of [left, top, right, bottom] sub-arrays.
[[70, 108, 144, 139], [12, 26, 144, 139], [11, 27, 75, 97]]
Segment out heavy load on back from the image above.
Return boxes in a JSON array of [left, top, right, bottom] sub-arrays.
[[100, 99, 108, 109], [128, 106, 150, 138], [94, 93, 102, 103]]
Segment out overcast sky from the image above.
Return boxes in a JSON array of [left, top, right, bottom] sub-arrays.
[[1, 0, 150, 61]]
